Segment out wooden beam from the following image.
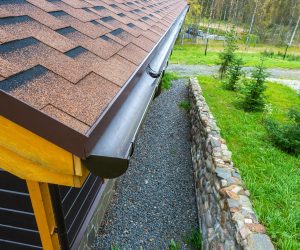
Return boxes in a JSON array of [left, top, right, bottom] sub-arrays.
[[0, 116, 89, 187], [73, 162, 90, 187], [27, 181, 61, 250], [0, 116, 74, 175], [0, 145, 83, 186]]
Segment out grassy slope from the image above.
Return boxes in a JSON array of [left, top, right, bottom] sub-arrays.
[[198, 76, 300, 250], [170, 43, 300, 69]]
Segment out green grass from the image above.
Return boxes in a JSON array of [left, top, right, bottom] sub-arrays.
[[179, 99, 190, 111], [168, 239, 181, 250], [185, 230, 202, 250], [161, 72, 180, 90], [110, 245, 120, 250], [198, 76, 300, 250], [170, 44, 300, 69]]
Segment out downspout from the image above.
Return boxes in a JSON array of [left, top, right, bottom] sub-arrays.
[[83, 7, 188, 178]]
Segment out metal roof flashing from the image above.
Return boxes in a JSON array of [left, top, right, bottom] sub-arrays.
[[83, 7, 188, 178]]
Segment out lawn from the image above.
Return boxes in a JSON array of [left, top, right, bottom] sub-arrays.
[[198, 76, 300, 249], [170, 43, 300, 69]]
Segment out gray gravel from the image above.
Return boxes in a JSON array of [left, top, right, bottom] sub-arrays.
[[167, 64, 219, 78], [93, 79, 198, 250], [168, 64, 300, 92], [267, 78, 300, 92], [167, 64, 300, 80]]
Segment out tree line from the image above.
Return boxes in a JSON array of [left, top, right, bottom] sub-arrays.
[[188, 0, 300, 45]]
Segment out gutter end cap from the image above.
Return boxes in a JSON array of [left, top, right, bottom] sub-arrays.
[[83, 156, 129, 179]]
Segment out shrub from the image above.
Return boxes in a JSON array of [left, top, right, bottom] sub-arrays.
[[241, 33, 259, 45], [223, 57, 244, 91], [285, 53, 300, 62], [219, 27, 238, 79], [242, 60, 269, 111], [261, 50, 275, 58], [265, 108, 300, 155], [262, 51, 300, 61]]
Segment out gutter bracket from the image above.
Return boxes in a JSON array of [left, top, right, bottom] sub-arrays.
[[146, 65, 162, 79]]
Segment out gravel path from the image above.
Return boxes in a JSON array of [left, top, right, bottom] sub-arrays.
[[168, 64, 300, 92], [168, 64, 219, 78], [93, 79, 198, 250]]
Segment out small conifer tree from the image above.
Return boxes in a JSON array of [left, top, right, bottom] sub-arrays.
[[219, 27, 238, 79], [223, 57, 244, 91], [242, 60, 269, 111]]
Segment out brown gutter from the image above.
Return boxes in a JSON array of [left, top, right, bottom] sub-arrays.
[[83, 7, 188, 178]]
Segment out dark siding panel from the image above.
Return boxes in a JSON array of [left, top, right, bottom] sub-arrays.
[[58, 185, 71, 200], [0, 208, 37, 229], [67, 177, 102, 245], [0, 224, 41, 246], [0, 170, 42, 249], [63, 175, 96, 228], [0, 169, 28, 192], [58, 173, 103, 247], [0, 240, 42, 250], [0, 189, 32, 212]]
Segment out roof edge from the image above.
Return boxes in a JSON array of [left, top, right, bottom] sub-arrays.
[[84, 5, 189, 157], [0, 5, 188, 159], [83, 6, 189, 178], [0, 90, 87, 157]]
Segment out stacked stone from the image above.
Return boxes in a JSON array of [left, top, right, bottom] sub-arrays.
[[189, 78, 274, 250]]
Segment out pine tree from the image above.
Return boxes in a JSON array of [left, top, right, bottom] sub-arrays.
[[223, 57, 244, 91], [219, 27, 238, 78], [242, 60, 269, 111]]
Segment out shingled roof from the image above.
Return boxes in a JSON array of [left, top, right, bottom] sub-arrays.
[[0, 0, 187, 168]]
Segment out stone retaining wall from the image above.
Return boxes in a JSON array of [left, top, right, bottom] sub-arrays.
[[189, 78, 274, 250]]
